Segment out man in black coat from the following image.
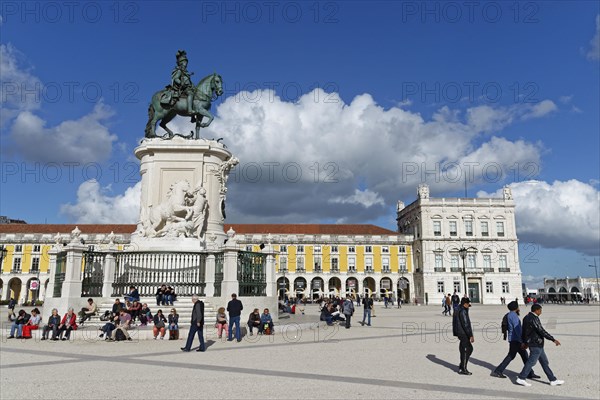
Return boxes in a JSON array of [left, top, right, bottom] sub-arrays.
[[452, 297, 474, 375], [181, 294, 205, 352], [516, 304, 563, 387]]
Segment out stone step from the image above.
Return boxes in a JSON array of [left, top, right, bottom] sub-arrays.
[[93, 297, 219, 323]]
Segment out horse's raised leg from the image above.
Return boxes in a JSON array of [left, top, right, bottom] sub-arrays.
[[197, 108, 214, 128]]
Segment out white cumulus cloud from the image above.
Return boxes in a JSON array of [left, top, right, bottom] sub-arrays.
[[1, 43, 119, 163], [60, 180, 141, 224], [586, 15, 600, 61], [10, 102, 118, 163], [0, 43, 41, 127], [478, 180, 600, 256], [329, 189, 385, 208]]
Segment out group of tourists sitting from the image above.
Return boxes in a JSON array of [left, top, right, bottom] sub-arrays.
[[7, 307, 81, 341], [213, 306, 274, 338], [155, 284, 177, 306], [98, 297, 180, 341], [319, 298, 347, 326]]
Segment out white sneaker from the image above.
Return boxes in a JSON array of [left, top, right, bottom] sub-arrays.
[[516, 378, 532, 387], [550, 380, 564, 386]]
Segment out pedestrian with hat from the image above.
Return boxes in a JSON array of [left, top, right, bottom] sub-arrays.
[[452, 297, 474, 375], [491, 301, 540, 379]]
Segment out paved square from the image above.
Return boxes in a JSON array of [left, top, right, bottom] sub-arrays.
[[1, 304, 598, 399]]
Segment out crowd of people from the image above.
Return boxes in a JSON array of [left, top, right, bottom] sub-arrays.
[[3, 286, 569, 388]]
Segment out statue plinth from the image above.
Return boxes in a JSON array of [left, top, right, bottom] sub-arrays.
[[131, 136, 238, 251]]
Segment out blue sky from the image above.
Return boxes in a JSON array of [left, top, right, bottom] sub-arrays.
[[1, 1, 599, 287]]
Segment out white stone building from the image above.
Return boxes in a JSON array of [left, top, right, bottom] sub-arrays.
[[396, 184, 522, 304], [539, 277, 600, 302]]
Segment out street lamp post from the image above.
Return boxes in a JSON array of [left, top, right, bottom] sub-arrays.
[[459, 247, 468, 297], [279, 253, 286, 301], [589, 259, 599, 302]]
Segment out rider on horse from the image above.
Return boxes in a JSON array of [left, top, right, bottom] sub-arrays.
[[163, 50, 195, 119]]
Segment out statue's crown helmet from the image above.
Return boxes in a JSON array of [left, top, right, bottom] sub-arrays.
[[176, 50, 188, 64]]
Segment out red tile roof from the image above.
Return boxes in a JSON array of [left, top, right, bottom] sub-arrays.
[[0, 224, 137, 234], [0, 224, 397, 235], [225, 224, 398, 235]]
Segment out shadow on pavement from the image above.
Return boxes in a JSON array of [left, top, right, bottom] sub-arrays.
[[426, 354, 457, 372]]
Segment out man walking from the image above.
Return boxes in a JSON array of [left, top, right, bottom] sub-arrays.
[[491, 301, 539, 379], [516, 304, 563, 387], [342, 296, 355, 329], [361, 294, 373, 326], [452, 297, 474, 375], [227, 293, 243, 342], [181, 294, 205, 352], [451, 291, 460, 313]]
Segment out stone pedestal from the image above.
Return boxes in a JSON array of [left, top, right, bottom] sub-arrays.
[[131, 137, 238, 251]]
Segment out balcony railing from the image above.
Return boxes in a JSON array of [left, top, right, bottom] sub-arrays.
[[10, 269, 22, 274], [434, 267, 446, 272], [483, 268, 494, 273], [382, 268, 391, 273], [498, 268, 511, 272], [450, 267, 461, 272], [330, 268, 340, 273]]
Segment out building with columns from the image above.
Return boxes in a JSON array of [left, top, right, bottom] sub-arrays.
[[396, 184, 521, 305], [538, 277, 600, 302], [0, 184, 524, 306], [0, 224, 415, 305]]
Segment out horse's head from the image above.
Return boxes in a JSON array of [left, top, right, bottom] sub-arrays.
[[212, 73, 223, 96], [167, 180, 191, 198]]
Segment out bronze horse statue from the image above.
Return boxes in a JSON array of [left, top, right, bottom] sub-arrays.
[[145, 73, 223, 139]]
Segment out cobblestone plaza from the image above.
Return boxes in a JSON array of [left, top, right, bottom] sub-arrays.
[[2, 304, 598, 399]]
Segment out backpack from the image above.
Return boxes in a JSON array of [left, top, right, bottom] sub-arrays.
[[114, 328, 127, 341], [501, 313, 509, 340]]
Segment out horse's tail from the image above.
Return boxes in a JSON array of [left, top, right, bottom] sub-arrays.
[[144, 103, 155, 137]]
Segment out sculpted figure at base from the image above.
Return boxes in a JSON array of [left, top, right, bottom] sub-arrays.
[[135, 180, 209, 240]]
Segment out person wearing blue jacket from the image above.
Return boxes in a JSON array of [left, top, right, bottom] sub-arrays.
[[492, 301, 539, 379], [259, 308, 274, 335]]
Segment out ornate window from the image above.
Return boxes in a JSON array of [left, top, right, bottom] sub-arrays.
[[481, 222, 489, 237], [437, 281, 445, 293], [449, 221, 457, 236]]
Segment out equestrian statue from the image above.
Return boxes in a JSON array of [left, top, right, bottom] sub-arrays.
[[145, 50, 224, 140]]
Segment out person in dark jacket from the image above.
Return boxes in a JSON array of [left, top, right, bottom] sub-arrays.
[[227, 293, 243, 342], [168, 308, 179, 340], [181, 295, 205, 352], [516, 304, 563, 387], [156, 285, 167, 306], [124, 286, 140, 303], [247, 308, 261, 336], [361, 295, 373, 326], [8, 310, 30, 338], [41, 308, 61, 340], [452, 297, 474, 375], [492, 301, 539, 379]]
